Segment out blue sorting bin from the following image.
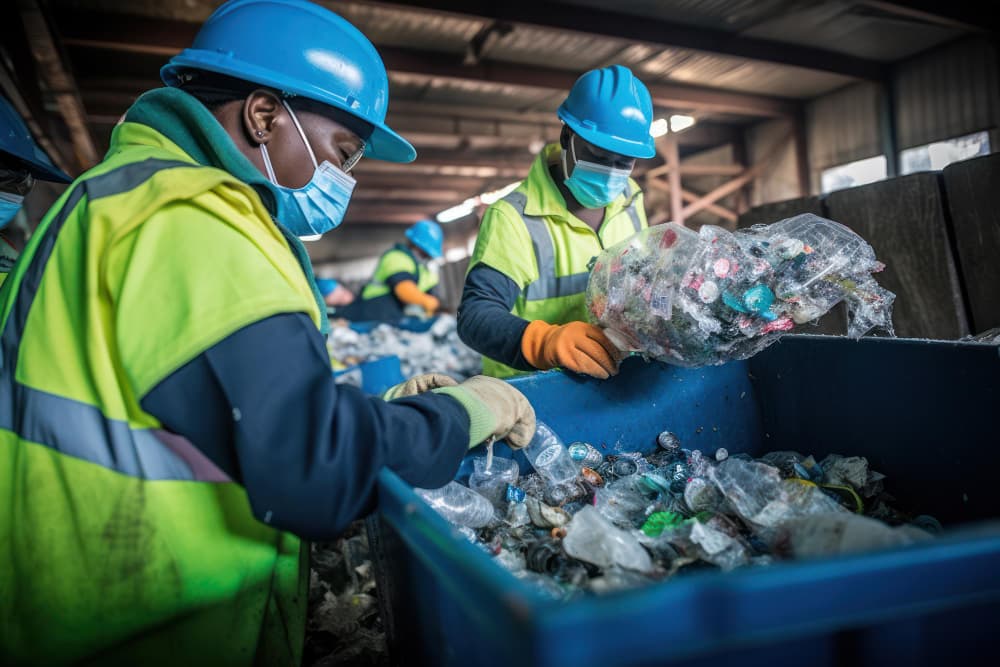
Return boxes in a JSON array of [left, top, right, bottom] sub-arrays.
[[333, 355, 404, 395], [346, 315, 438, 334], [369, 335, 1000, 667]]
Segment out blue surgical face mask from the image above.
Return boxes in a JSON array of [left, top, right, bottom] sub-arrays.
[[561, 135, 632, 209], [0, 191, 25, 230], [260, 99, 359, 238]]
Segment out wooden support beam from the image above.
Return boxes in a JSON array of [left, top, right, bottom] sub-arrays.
[[646, 162, 746, 179], [655, 134, 684, 226], [646, 179, 737, 222], [680, 131, 793, 219], [680, 189, 737, 223], [794, 111, 811, 196], [365, 0, 888, 80], [18, 0, 98, 170], [351, 188, 466, 203], [56, 9, 797, 118]]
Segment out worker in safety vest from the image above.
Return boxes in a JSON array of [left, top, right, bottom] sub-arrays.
[[0, 1, 534, 664], [0, 94, 71, 289], [458, 65, 654, 379], [334, 218, 444, 321]]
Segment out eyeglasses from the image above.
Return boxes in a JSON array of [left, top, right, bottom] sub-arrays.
[[0, 168, 34, 196], [342, 140, 365, 174]]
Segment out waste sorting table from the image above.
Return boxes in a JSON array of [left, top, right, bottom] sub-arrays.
[[367, 334, 1000, 667]]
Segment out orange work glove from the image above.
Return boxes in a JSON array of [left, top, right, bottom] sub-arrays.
[[393, 280, 440, 316], [520, 320, 622, 379]]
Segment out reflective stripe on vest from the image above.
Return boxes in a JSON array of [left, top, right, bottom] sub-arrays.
[[502, 189, 642, 302], [0, 159, 205, 481]]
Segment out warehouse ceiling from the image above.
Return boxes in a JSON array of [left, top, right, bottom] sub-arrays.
[[2, 0, 988, 262]]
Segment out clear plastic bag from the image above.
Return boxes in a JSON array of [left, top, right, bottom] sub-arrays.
[[586, 214, 895, 367]]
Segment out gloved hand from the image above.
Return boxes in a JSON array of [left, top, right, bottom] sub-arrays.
[[393, 280, 440, 317], [520, 320, 622, 379], [383, 373, 458, 400], [432, 376, 535, 449]]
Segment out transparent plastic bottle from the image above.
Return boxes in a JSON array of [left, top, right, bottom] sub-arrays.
[[523, 421, 580, 486], [468, 456, 519, 508], [415, 481, 495, 528]]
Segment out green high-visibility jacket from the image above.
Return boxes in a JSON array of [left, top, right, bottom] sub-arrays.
[[468, 143, 647, 377], [0, 116, 321, 664], [360, 244, 439, 300]]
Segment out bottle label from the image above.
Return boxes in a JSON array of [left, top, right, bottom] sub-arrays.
[[534, 444, 562, 467]]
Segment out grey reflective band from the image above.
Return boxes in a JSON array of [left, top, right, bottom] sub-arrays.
[[503, 189, 641, 302], [625, 185, 643, 233], [0, 159, 203, 481]]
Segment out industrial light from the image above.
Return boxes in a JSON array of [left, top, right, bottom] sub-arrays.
[[479, 181, 520, 205], [436, 181, 520, 222], [437, 199, 476, 223], [669, 114, 696, 133], [650, 115, 697, 137], [300, 234, 323, 242]]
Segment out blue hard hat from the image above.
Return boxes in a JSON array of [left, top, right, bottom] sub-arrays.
[[316, 277, 338, 296], [0, 95, 71, 183], [160, 0, 415, 163], [406, 219, 443, 259], [557, 65, 655, 160]]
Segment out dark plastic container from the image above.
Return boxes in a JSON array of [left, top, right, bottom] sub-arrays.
[[369, 335, 1000, 667]]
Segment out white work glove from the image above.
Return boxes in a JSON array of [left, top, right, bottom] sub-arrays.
[[432, 376, 536, 450], [383, 373, 458, 400]]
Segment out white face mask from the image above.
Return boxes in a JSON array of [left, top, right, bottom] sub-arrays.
[[259, 99, 362, 238]]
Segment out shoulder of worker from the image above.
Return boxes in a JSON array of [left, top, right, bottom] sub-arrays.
[[626, 176, 645, 201], [469, 190, 538, 288], [379, 244, 420, 274], [92, 122, 275, 235]]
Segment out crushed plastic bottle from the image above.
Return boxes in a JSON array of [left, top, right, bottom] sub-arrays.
[[328, 313, 482, 380], [586, 214, 895, 367], [414, 427, 940, 602], [415, 481, 495, 528], [562, 506, 654, 572], [523, 421, 580, 487], [775, 513, 933, 558], [469, 456, 519, 508]]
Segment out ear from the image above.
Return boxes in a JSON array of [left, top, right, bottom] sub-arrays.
[[559, 125, 571, 150], [242, 89, 282, 145]]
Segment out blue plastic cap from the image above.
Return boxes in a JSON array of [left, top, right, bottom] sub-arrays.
[[557, 65, 655, 159], [406, 219, 443, 259], [161, 0, 416, 163], [0, 95, 71, 183]]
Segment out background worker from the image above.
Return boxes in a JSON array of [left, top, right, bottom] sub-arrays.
[[317, 276, 356, 307], [335, 218, 444, 321], [458, 65, 654, 379], [0, 1, 534, 664], [0, 94, 71, 288]]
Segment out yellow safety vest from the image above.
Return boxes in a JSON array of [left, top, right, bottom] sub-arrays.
[[0, 121, 320, 665], [469, 143, 647, 377], [360, 244, 438, 301]]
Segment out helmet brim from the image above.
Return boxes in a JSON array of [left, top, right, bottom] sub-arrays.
[[558, 109, 656, 160], [162, 53, 416, 164]]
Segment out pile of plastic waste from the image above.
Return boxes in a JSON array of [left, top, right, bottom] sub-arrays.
[[416, 424, 940, 600], [305, 523, 388, 667], [327, 314, 482, 380], [586, 214, 896, 367]]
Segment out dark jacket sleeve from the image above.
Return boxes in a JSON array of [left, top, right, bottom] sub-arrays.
[[141, 312, 470, 541], [457, 264, 534, 371]]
